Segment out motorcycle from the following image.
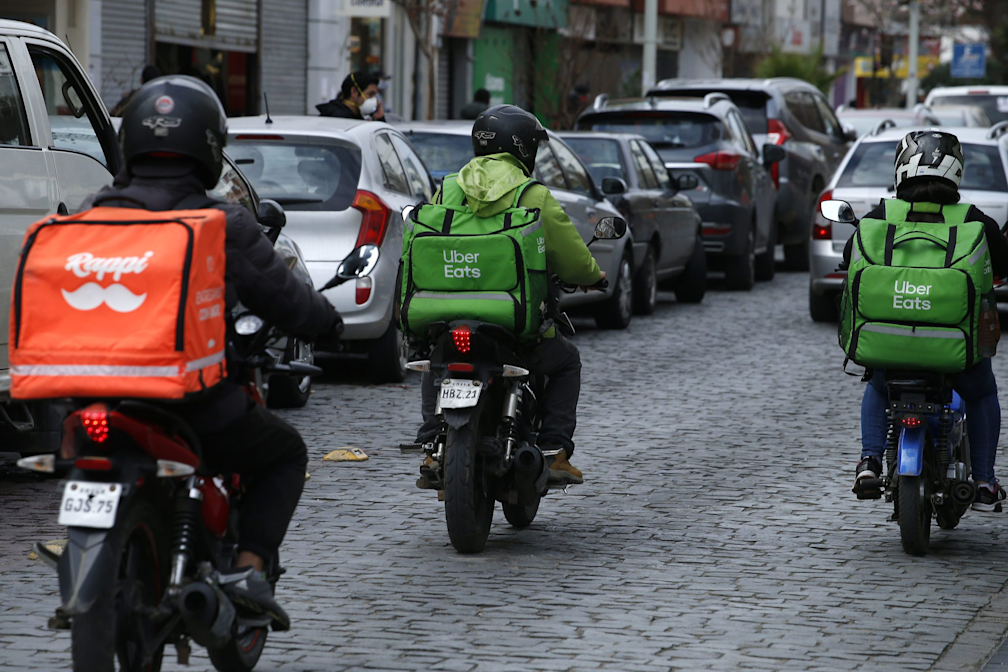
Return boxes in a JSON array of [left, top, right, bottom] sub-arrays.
[[400, 214, 627, 553], [822, 200, 974, 556], [16, 244, 379, 671]]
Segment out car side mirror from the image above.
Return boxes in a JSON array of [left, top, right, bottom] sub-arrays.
[[675, 173, 699, 191], [762, 144, 786, 166], [593, 216, 627, 240], [842, 124, 858, 142], [257, 199, 286, 229], [820, 199, 856, 224], [601, 177, 628, 195]]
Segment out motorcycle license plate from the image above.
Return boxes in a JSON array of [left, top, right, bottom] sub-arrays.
[[440, 379, 482, 409], [58, 481, 122, 529]]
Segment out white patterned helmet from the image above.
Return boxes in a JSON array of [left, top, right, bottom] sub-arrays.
[[894, 130, 964, 192]]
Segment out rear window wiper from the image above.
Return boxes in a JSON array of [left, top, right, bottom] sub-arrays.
[[270, 195, 326, 205]]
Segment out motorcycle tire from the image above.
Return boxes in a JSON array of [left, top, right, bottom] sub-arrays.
[[898, 475, 932, 556], [444, 423, 493, 553], [502, 496, 540, 529], [266, 338, 313, 409], [71, 500, 167, 672], [208, 625, 268, 672]]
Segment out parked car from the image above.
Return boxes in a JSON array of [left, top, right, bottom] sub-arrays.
[[559, 131, 707, 309], [809, 125, 1008, 321], [227, 116, 431, 382], [835, 105, 941, 138], [645, 77, 854, 269], [577, 94, 781, 290], [924, 86, 1008, 124], [0, 20, 122, 455], [398, 120, 637, 328], [928, 104, 992, 128]]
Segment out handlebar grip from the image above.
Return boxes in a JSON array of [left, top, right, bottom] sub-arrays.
[[593, 278, 609, 290]]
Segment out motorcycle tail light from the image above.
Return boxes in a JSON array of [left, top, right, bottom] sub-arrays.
[[75, 457, 113, 471], [447, 363, 474, 372], [900, 415, 923, 428], [81, 406, 110, 445], [451, 325, 471, 354]]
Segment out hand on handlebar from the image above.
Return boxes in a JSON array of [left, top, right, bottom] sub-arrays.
[[580, 271, 608, 293]]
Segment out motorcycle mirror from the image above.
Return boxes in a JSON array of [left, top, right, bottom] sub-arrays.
[[593, 216, 627, 240], [820, 199, 856, 224], [337, 244, 380, 279], [257, 199, 286, 229], [402, 205, 416, 222]]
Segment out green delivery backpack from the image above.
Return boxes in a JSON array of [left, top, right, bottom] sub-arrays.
[[398, 175, 548, 340], [839, 199, 994, 373]]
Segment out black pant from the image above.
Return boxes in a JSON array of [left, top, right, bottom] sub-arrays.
[[195, 400, 308, 561], [416, 334, 583, 454]]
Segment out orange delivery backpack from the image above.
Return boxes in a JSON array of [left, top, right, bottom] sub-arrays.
[[9, 203, 228, 400]]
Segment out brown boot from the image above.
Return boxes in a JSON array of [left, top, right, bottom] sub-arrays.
[[416, 456, 439, 490], [549, 449, 583, 485]]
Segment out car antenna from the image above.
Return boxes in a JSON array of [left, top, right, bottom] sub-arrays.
[[264, 93, 273, 124]]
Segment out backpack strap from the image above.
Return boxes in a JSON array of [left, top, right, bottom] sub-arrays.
[[511, 179, 541, 209]]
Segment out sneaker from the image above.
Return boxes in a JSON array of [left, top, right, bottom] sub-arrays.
[[853, 456, 883, 499], [416, 456, 439, 490], [218, 567, 290, 631], [547, 448, 583, 485], [973, 483, 1007, 512]]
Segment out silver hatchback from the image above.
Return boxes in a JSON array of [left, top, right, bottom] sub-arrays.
[[227, 116, 435, 381]]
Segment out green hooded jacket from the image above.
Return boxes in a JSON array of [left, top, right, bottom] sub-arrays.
[[436, 153, 602, 287]]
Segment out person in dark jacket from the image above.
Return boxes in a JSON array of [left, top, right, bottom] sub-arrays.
[[109, 64, 160, 116], [459, 88, 490, 120], [846, 130, 1008, 510], [86, 76, 342, 629], [316, 71, 385, 121]]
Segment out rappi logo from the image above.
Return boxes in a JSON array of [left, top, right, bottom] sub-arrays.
[[60, 251, 153, 313]]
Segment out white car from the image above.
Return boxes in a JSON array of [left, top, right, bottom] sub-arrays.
[[227, 116, 435, 382], [808, 125, 1008, 321], [924, 86, 1008, 126]]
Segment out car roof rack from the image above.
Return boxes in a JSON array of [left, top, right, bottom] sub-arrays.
[[871, 119, 898, 136], [703, 92, 730, 108], [987, 120, 1008, 139]]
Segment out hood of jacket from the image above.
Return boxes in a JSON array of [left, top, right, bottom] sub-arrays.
[[316, 98, 362, 119], [456, 153, 531, 217]]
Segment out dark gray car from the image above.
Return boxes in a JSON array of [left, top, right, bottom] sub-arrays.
[[559, 131, 707, 310], [645, 78, 855, 269], [577, 94, 782, 291]]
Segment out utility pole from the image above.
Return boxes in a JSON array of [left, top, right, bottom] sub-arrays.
[[642, 0, 658, 94], [905, 0, 920, 107]]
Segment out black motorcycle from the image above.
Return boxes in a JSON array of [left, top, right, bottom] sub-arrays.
[[402, 217, 626, 553]]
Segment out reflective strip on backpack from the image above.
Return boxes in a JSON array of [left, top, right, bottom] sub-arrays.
[[521, 220, 544, 237], [851, 243, 862, 265], [969, 238, 988, 266], [185, 350, 225, 372], [861, 324, 964, 339], [414, 291, 513, 301], [11, 364, 180, 377]]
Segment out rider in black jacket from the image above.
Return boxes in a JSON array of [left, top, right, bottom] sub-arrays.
[[86, 75, 341, 628]]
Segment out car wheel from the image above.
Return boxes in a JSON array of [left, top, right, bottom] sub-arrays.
[[673, 235, 706, 304], [594, 251, 633, 329], [724, 227, 756, 291], [632, 246, 657, 315], [809, 286, 838, 322], [755, 221, 776, 282], [368, 320, 409, 383], [267, 339, 314, 409]]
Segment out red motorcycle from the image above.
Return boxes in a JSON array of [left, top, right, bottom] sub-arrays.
[[18, 244, 379, 672]]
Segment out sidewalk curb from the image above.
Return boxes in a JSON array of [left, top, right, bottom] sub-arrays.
[[931, 578, 1008, 671]]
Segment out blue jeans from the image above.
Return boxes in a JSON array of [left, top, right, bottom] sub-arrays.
[[861, 359, 1001, 483]]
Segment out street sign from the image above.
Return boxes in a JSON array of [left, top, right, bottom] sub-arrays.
[[951, 43, 986, 79]]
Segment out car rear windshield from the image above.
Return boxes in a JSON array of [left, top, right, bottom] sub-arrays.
[[406, 132, 474, 180], [650, 90, 769, 133], [578, 112, 720, 149], [563, 137, 625, 183], [226, 141, 362, 211], [837, 141, 1007, 192], [837, 113, 917, 138], [929, 94, 1008, 123]]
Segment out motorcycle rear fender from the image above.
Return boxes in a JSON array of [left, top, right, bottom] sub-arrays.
[[442, 407, 476, 429], [58, 526, 116, 615], [896, 426, 926, 477]]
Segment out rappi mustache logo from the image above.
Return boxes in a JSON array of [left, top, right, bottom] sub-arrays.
[[60, 251, 154, 313]]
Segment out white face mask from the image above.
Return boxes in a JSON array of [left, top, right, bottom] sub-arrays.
[[360, 97, 379, 116]]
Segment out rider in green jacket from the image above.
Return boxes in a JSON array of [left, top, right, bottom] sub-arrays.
[[405, 105, 605, 484]]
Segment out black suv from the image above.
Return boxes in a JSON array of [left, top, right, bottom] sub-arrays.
[[577, 94, 783, 291], [647, 78, 855, 269]]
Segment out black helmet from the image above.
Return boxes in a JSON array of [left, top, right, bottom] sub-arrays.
[[119, 75, 227, 188], [894, 130, 964, 192], [471, 105, 549, 174]]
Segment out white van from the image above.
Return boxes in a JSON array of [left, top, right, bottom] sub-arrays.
[[0, 19, 120, 453]]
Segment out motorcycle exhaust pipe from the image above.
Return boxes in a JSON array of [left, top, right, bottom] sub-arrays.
[[178, 582, 235, 648], [513, 444, 546, 504], [951, 481, 977, 506]]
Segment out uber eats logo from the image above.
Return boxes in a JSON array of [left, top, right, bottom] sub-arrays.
[[444, 249, 482, 278], [893, 280, 932, 311]]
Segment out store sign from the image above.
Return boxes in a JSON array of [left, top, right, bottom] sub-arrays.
[[340, 0, 391, 18], [632, 15, 682, 50], [853, 56, 940, 79], [443, 0, 485, 38]]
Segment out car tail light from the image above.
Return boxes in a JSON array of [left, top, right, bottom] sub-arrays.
[[75, 457, 113, 471], [968, 89, 989, 95], [447, 363, 474, 373], [451, 325, 471, 354], [694, 151, 741, 171], [81, 406, 110, 445], [814, 189, 833, 239], [702, 224, 732, 236], [356, 276, 372, 305], [766, 118, 792, 146], [353, 190, 391, 247]]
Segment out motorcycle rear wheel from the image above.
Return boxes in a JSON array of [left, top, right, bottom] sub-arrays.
[[71, 501, 166, 672], [898, 475, 932, 556], [444, 424, 493, 553], [502, 496, 540, 528]]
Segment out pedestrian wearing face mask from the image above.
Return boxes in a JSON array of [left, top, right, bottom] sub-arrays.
[[316, 71, 386, 121]]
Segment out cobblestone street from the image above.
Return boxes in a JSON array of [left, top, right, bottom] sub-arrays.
[[4, 271, 1008, 671]]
